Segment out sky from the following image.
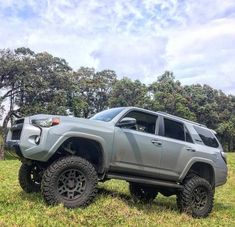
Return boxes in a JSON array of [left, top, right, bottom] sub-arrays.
[[0, 0, 235, 94]]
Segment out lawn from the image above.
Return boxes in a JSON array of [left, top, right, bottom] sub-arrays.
[[0, 154, 234, 227]]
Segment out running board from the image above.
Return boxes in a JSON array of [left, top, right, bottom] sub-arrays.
[[106, 173, 183, 189]]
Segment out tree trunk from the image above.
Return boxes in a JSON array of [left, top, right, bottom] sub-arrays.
[[0, 110, 14, 160], [0, 144, 4, 160]]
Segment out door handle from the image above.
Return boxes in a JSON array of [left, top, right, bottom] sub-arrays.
[[186, 147, 196, 152], [151, 139, 162, 146]]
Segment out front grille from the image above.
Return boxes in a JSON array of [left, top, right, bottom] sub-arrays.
[[15, 118, 24, 124], [11, 119, 24, 140], [12, 129, 22, 140]]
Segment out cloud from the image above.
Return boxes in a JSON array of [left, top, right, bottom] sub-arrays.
[[0, 0, 235, 94], [166, 17, 235, 92], [92, 34, 167, 82]]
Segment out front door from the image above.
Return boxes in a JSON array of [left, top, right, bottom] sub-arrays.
[[111, 110, 162, 178]]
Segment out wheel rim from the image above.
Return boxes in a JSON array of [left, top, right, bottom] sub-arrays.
[[30, 166, 41, 185], [57, 169, 86, 200], [192, 186, 208, 211]]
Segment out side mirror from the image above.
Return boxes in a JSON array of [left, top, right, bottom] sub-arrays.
[[116, 117, 136, 127]]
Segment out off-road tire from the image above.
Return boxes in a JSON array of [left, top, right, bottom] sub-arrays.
[[129, 182, 158, 202], [177, 176, 214, 218], [41, 156, 98, 208], [176, 192, 183, 212], [19, 163, 41, 193]]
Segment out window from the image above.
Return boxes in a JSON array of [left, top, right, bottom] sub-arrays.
[[123, 111, 158, 134], [193, 126, 219, 148], [164, 118, 185, 141], [185, 126, 193, 143], [90, 107, 125, 122]]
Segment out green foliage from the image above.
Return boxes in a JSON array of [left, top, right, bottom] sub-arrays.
[[0, 48, 72, 117], [149, 71, 197, 121], [70, 67, 117, 117], [109, 77, 149, 108], [0, 154, 235, 226]]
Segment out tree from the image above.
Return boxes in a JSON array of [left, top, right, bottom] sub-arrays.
[[17, 51, 72, 116], [0, 48, 72, 159], [149, 71, 196, 120], [0, 48, 29, 137], [217, 119, 235, 151], [109, 77, 149, 108], [70, 67, 117, 117]]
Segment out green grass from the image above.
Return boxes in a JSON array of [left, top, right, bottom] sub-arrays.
[[0, 154, 235, 227]]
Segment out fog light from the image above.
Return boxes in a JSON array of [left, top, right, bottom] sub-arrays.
[[35, 136, 40, 144]]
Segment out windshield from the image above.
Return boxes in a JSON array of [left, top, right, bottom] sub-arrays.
[[90, 107, 125, 122]]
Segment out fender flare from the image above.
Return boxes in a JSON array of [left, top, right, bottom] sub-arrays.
[[46, 131, 108, 173], [179, 157, 215, 182]]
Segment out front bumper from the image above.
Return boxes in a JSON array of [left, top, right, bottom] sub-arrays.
[[6, 118, 63, 162]]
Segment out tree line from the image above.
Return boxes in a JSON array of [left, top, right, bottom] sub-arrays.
[[0, 47, 234, 159]]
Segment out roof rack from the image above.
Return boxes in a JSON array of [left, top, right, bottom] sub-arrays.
[[156, 111, 207, 128]]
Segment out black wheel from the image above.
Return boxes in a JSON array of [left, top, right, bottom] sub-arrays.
[[176, 192, 183, 212], [41, 156, 98, 208], [129, 182, 158, 202], [19, 163, 41, 193], [177, 176, 214, 218]]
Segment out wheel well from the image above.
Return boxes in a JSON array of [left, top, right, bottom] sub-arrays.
[[186, 162, 215, 187], [50, 137, 104, 174]]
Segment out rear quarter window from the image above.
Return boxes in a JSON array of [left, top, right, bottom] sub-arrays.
[[193, 126, 219, 148]]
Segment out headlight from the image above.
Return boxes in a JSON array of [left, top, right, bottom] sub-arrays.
[[31, 117, 60, 127]]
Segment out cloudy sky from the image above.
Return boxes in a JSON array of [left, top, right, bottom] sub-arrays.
[[0, 0, 235, 94]]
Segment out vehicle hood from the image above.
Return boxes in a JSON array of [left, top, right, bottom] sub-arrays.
[[28, 114, 114, 128]]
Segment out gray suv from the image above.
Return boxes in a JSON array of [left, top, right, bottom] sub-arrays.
[[6, 107, 227, 218]]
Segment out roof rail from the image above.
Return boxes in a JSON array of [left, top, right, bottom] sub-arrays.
[[156, 111, 207, 128]]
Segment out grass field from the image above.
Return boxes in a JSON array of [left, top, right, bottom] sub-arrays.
[[0, 154, 234, 227]]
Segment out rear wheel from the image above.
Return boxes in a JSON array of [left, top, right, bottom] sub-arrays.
[[129, 182, 158, 202], [19, 163, 41, 193], [41, 156, 98, 208], [177, 176, 214, 218]]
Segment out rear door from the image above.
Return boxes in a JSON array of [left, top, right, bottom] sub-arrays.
[[158, 116, 198, 181]]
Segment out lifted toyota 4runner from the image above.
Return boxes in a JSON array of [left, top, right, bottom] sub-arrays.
[[6, 107, 227, 218]]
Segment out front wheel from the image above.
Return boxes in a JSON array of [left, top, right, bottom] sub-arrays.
[[177, 176, 214, 218], [129, 182, 158, 202], [41, 156, 98, 208], [19, 163, 41, 193]]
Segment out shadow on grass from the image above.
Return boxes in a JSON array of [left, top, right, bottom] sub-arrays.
[[16, 186, 231, 214], [17, 186, 177, 213], [97, 187, 178, 213], [214, 202, 234, 211]]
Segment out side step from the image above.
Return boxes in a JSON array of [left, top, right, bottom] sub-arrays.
[[106, 173, 183, 189]]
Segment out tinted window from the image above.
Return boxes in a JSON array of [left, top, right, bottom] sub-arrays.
[[123, 111, 157, 134], [164, 118, 185, 141], [90, 107, 124, 122], [194, 126, 219, 148], [185, 126, 193, 143]]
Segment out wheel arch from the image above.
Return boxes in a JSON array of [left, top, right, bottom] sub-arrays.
[[179, 158, 215, 187], [47, 132, 107, 174]]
